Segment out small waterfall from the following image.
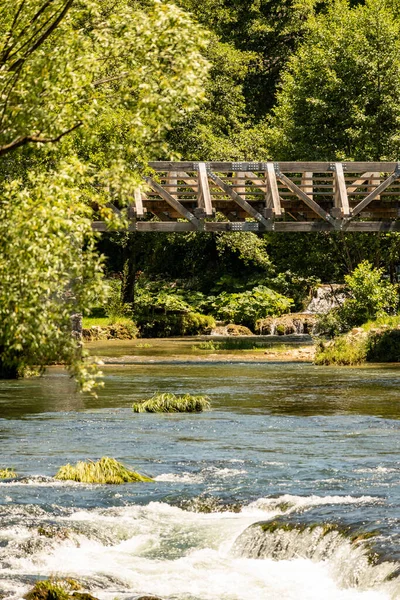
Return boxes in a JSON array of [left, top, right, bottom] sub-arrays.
[[306, 285, 344, 314], [233, 521, 399, 594]]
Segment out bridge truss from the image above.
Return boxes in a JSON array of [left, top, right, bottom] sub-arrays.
[[93, 161, 400, 232]]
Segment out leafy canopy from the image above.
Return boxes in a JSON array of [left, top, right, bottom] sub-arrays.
[[269, 0, 400, 160]]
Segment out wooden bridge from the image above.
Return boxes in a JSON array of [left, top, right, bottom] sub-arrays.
[[93, 161, 400, 232]]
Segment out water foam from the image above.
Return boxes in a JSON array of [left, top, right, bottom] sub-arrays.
[[0, 497, 395, 600]]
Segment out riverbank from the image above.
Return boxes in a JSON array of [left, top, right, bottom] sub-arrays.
[[85, 336, 316, 364]]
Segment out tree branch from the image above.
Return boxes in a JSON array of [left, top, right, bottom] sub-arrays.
[[8, 0, 75, 71], [0, 121, 82, 156]]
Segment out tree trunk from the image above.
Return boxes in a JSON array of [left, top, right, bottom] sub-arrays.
[[122, 233, 136, 307]]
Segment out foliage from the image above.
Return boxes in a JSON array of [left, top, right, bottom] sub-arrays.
[[55, 457, 153, 484], [132, 392, 211, 412], [137, 312, 215, 337], [0, 168, 104, 392], [314, 336, 368, 366], [82, 320, 138, 341], [366, 329, 400, 362], [269, 0, 400, 160], [0, 468, 16, 479], [208, 286, 294, 329], [339, 261, 398, 328]]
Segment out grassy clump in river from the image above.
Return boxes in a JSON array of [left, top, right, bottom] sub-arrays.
[[55, 457, 153, 484], [133, 392, 211, 413], [24, 578, 100, 600], [0, 468, 16, 478]]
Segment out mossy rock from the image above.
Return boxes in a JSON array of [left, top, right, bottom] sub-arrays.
[[37, 525, 70, 540], [226, 324, 253, 336], [71, 594, 100, 600], [132, 392, 211, 413], [54, 457, 153, 484]]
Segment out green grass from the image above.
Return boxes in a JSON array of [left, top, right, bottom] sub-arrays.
[[54, 457, 153, 484], [133, 392, 211, 413], [361, 314, 400, 332], [0, 468, 16, 479], [82, 316, 133, 327]]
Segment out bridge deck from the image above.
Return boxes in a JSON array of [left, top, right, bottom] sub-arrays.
[[93, 162, 400, 232]]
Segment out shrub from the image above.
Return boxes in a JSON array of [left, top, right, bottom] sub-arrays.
[[0, 468, 16, 479], [209, 286, 294, 329], [137, 312, 215, 337], [54, 457, 153, 484], [132, 392, 211, 413], [314, 336, 367, 366], [366, 329, 400, 362]]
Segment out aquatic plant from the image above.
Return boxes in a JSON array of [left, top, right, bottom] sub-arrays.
[[54, 457, 153, 484], [0, 468, 16, 478], [132, 392, 211, 413]]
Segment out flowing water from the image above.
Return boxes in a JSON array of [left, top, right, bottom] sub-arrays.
[[1, 341, 400, 599]]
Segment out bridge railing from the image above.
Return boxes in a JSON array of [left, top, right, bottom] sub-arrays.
[[93, 161, 400, 232]]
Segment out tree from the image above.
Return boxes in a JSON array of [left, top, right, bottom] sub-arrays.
[[0, 0, 209, 389], [268, 0, 400, 160]]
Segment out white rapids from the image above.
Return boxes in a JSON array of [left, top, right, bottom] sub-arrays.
[[0, 493, 397, 600]]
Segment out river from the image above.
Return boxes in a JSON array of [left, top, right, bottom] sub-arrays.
[[0, 340, 400, 599]]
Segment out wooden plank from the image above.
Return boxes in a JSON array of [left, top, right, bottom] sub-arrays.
[[93, 219, 400, 233], [334, 163, 350, 217], [369, 172, 380, 200], [346, 172, 374, 193], [208, 172, 270, 228], [143, 176, 200, 228], [301, 172, 313, 198], [277, 171, 335, 224], [94, 220, 400, 233], [265, 163, 282, 216], [136, 221, 195, 232], [197, 163, 213, 216], [234, 171, 246, 199], [134, 188, 144, 217], [350, 167, 400, 218], [167, 171, 178, 198]]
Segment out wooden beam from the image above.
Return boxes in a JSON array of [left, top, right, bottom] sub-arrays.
[[207, 171, 270, 228], [265, 163, 282, 216], [93, 220, 400, 233], [301, 172, 313, 199], [167, 171, 178, 198], [350, 165, 400, 219], [346, 172, 375, 194], [276, 170, 335, 224], [143, 176, 200, 228], [197, 163, 213, 216], [334, 163, 350, 217], [234, 171, 246, 199], [134, 188, 144, 217], [148, 161, 399, 173]]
